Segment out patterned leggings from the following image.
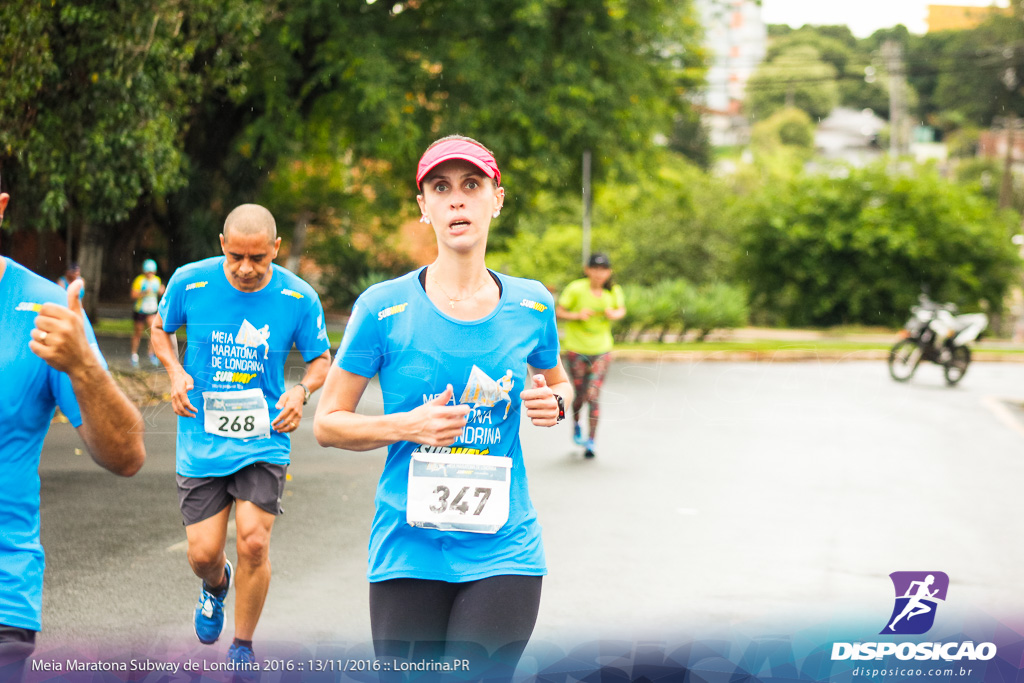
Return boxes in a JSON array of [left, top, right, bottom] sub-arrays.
[[565, 351, 611, 439]]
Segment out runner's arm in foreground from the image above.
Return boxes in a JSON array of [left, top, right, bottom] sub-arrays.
[[313, 368, 471, 451], [314, 363, 571, 451], [270, 350, 330, 433], [149, 311, 197, 418], [30, 280, 145, 476]]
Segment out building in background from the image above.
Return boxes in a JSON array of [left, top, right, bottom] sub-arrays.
[[696, 0, 767, 146], [926, 4, 1012, 32]]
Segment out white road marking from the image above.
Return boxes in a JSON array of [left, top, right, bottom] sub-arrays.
[[981, 395, 1024, 439]]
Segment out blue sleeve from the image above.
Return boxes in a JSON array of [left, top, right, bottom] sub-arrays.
[[157, 270, 186, 332], [295, 293, 331, 362], [528, 288, 560, 370], [52, 313, 108, 428], [336, 295, 384, 379]]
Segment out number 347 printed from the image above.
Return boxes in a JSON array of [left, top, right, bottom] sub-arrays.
[[428, 485, 491, 516]]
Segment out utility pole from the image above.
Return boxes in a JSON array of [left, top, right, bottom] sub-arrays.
[[999, 117, 1018, 210], [581, 149, 592, 268], [999, 52, 1019, 210], [882, 40, 908, 157]]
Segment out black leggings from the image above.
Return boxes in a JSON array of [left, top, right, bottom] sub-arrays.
[[370, 575, 542, 679], [0, 625, 36, 683]]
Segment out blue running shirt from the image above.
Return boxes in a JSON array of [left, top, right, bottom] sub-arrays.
[[337, 268, 560, 582], [158, 258, 330, 477], [0, 258, 105, 631]]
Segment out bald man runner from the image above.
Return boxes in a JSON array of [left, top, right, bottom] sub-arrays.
[[150, 204, 331, 670]]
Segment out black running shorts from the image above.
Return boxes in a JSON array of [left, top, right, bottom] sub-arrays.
[[176, 462, 287, 526]]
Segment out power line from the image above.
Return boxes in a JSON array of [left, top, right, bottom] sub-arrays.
[[702, 58, 1024, 89]]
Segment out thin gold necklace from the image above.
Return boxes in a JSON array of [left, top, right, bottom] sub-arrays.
[[430, 269, 489, 309]]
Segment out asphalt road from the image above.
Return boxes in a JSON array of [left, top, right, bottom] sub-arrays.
[[31, 351, 1024, 665]]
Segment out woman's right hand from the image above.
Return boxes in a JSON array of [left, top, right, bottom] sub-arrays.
[[406, 384, 470, 446]]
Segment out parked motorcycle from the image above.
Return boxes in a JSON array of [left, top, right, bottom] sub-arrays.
[[888, 295, 988, 386]]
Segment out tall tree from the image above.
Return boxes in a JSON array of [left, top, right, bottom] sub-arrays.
[[746, 45, 840, 121], [0, 0, 264, 313], [929, 16, 1024, 127], [169, 0, 705, 265]]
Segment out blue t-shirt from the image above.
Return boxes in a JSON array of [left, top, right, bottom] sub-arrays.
[[0, 258, 104, 631], [337, 268, 560, 582], [158, 258, 330, 477]]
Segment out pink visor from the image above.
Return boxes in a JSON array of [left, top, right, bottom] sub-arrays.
[[416, 139, 501, 188]]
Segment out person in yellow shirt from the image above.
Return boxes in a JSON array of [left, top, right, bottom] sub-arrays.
[[555, 253, 626, 458], [130, 259, 164, 368]]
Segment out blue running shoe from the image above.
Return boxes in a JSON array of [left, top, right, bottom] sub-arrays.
[[573, 423, 585, 446], [194, 559, 232, 644], [227, 643, 257, 681], [584, 438, 596, 459]]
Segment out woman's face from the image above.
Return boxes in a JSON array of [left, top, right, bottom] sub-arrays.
[[585, 265, 612, 286], [417, 159, 504, 254]]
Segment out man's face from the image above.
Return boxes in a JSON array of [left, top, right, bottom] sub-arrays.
[[220, 229, 281, 292], [0, 192, 9, 229]]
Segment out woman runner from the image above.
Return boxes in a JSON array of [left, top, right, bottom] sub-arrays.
[[314, 135, 571, 679], [556, 253, 626, 458]]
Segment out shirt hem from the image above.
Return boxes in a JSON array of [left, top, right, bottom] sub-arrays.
[[176, 454, 290, 478], [368, 566, 547, 583], [0, 611, 40, 632]]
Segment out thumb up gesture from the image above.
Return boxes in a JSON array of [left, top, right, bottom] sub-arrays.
[[520, 374, 561, 427], [407, 384, 471, 446], [30, 279, 99, 377]]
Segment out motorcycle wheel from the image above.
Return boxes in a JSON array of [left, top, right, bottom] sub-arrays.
[[943, 346, 971, 386], [888, 339, 922, 382]]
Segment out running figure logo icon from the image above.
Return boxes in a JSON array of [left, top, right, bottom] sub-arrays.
[[236, 319, 271, 359], [460, 365, 514, 419], [881, 571, 949, 635]]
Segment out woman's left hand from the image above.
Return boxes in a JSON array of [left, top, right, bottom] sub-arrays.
[[520, 374, 560, 427]]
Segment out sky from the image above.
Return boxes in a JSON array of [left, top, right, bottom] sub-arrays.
[[760, 0, 1010, 38]]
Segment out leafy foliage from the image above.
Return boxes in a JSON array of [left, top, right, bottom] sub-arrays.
[[491, 152, 741, 292], [750, 107, 815, 158], [738, 162, 1020, 327], [613, 279, 748, 342], [2, 1, 264, 229], [922, 16, 1024, 127], [1, 0, 265, 311], [746, 45, 840, 121]]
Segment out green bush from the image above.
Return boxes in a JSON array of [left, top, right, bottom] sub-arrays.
[[687, 282, 750, 339], [738, 161, 1019, 327], [614, 280, 748, 341]]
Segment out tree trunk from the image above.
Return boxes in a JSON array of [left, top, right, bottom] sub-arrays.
[[77, 219, 105, 319], [285, 211, 311, 274]]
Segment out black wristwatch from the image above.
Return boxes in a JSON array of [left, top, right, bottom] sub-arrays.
[[555, 394, 565, 422], [297, 382, 311, 405]]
